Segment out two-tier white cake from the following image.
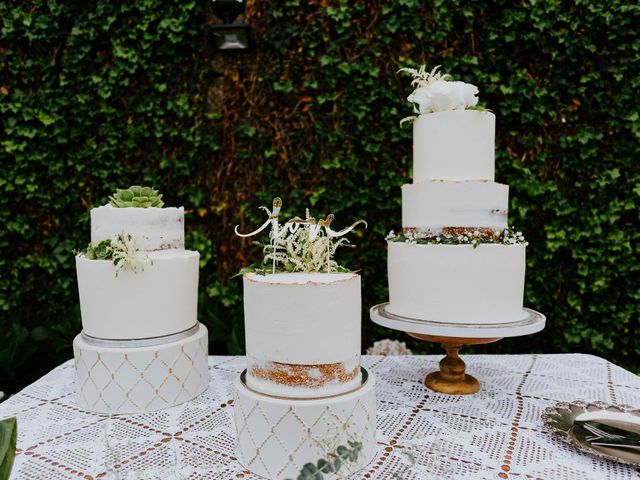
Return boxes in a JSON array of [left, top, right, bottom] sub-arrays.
[[233, 201, 376, 480], [73, 186, 209, 414], [387, 68, 528, 324]]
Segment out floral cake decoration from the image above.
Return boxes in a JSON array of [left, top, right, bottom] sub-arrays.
[[398, 65, 487, 126], [234, 197, 367, 275], [75, 185, 164, 274]]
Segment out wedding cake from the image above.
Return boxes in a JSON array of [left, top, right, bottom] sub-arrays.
[[386, 66, 528, 324], [233, 199, 376, 480], [73, 186, 209, 414]]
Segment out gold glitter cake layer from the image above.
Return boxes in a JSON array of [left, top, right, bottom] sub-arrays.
[[248, 359, 360, 389]]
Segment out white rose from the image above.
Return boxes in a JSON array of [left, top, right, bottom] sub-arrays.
[[408, 80, 479, 114], [407, 87, 432, 114]]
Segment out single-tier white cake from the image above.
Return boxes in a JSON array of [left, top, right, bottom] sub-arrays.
[[234, 200, 375, 479], [73, 191, 209, 414], [243, 272, 361, 398]]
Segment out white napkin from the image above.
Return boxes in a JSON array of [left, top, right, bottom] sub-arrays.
[[576, 410, 640, 435]]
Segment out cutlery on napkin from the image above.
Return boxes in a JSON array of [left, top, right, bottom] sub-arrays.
[[575, 410, 640, 452]]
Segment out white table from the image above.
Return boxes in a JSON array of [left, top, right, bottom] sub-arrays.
[[1, 354, 639, 479]]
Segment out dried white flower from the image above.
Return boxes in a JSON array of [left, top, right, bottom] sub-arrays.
[[111, 233, 150, 275], [264, 215, 349, 273]]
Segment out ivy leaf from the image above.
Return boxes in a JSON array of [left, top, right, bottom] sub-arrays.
[[36, 111, 55, 126]]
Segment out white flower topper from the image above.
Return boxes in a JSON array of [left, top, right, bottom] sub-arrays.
[[399, 65, 480, 125], [235, 197, 367, 273], [408, 79, 478, 114]]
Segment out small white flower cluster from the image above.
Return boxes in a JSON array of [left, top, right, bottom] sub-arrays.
[[403, 231, 418, 245], [502, 228, 527, 245], [388, 227, 527, 247], [384, 230, 396, 240]]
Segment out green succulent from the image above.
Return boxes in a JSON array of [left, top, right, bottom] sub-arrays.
[[108, 185, 164, 208], [83, 239, 113, 260]]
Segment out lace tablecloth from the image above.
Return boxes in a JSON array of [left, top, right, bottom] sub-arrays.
[[1, 354, 639, 479]]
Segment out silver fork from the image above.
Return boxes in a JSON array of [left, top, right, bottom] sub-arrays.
[[582, 422, 626, 442], [580, 422, 640, 452]]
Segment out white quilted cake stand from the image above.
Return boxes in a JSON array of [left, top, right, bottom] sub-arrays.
[[370, 303, 545, 394], [234, 368, 377, 480], [73, 323, 209, 414]]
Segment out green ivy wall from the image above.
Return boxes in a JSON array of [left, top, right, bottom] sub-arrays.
[[1, 1, 638, 393]]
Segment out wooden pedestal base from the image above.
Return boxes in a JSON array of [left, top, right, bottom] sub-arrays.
[[407, 334, 502, 395], [370, 303, 546, 395]]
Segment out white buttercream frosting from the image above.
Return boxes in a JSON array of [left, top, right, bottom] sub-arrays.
[[76, 249, 199, 339], [387, 242, 526, 324], [91, 205, 185, 251], [402, 180, 508, 231], [245, 272, 355, 285], [243, 272, 361, 396], [413, 110, 495, 182]]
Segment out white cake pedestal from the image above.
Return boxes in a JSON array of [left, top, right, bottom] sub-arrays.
[[73, 323, 209, 414], [234, 368, 377, 480], [370, 303, 545, 394]]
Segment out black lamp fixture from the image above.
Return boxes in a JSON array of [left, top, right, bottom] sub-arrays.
[[211, 0, 254, 53]]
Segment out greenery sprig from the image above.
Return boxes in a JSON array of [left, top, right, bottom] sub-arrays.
[[397, 64, 486, 126], [398, 65, 450, 126], [78, 234, 151, 274], [265, 212, 352, 273], [108, 185, 164, 208], [236, 201, 364, 275], [285, 441, 363, 480], [397, 64, 451, 89], [387, 227, 527, 247]]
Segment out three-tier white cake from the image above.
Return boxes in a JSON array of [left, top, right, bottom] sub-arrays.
[[73, 186, 209, 414], [233, 201, 376, 480], [387, 69, 528, 324]]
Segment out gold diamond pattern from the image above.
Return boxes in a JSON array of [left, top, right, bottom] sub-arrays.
[[72, 325, 209, 415], [234, 378, 377, 479]]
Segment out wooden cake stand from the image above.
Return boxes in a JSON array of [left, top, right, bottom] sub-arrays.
[[370, 304, 545, 395]]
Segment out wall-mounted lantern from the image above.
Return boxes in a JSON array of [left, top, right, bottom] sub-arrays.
[[211, 0, 253, 53]]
